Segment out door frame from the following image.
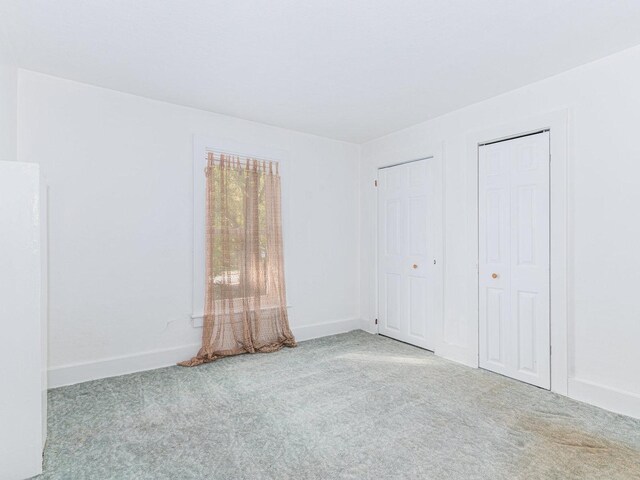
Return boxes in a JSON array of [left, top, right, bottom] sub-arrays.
[[467, 110, 569, 395], [478, 129, 551, 389], [375, 151, 444, 353]]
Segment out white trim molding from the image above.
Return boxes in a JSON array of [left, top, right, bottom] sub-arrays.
[[292, 318, 362, 342], [48, 343, 201, 389], [569, 378, 640, 419], [191, 305, 293, 328], [48, 319, 363, 388], [466, 109, 569, 396]]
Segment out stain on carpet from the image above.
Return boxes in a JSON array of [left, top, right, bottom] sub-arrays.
[[510, 414, 640, 479]]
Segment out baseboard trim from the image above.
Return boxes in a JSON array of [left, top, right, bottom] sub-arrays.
[[568, 377, 640, 419], [358, 318, 377, 334], [435, 343, 478, 369], [48, 318, 362, 388], [292, 317, 361, 342], [48, 343, 201, 389]]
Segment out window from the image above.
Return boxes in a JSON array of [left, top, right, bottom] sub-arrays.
[[207, 161, 269, 301], [191, 136, 290, 325]]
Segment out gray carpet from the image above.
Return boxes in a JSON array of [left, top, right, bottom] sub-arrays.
[[37, 330, 640, 479]]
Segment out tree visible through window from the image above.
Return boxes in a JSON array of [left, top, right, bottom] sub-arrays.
[[209, 163, 268, 300]]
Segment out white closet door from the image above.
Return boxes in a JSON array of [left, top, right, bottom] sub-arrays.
[[378, 158, 440, 351], [479, 132, 550, 389]]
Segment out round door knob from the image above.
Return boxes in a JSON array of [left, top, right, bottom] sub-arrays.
[[491, 273, 498, 279], [412, 264, 418, 269]]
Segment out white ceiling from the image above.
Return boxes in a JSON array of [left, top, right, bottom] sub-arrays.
[[3, 1, 640, 143]]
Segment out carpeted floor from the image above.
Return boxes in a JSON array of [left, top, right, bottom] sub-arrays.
[[36, 330, 640, 479]]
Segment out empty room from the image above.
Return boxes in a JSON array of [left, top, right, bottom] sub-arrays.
[[2, 1, 640, 479]]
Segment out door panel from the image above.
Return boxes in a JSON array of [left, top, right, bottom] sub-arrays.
[[408, 196, 428, 255], [385, 200, 402, 255], [384, 273, 402, 331], [485, 287, 505, 366], [516, 290, 537, 373], [516, 186, 536, 265], [378, 158, 441, 350], [409, 275, 428, 339], [479, 132, 550, 389], [485, 188, 505, 264]]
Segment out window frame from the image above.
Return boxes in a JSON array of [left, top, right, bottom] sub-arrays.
[[191, 135, 291, 327]]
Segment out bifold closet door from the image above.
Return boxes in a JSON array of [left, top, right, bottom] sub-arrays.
[[377, 158, 440, 351], [479, 132, 551, 389]]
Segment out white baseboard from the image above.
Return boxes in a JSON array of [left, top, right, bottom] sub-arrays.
[[292, 317, 361, 342], [435, 343, 478, 369], [358, 318, 377, 334], [48, 318, 362, 388], [48, 343, 201, 389], [568, 377, 640, 419]]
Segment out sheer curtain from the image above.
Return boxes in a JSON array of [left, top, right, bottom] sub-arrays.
[[180, 153, 295, 367]]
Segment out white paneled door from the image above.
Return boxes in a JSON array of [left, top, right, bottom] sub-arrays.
[[479, 132, 551, 389], [377, 158, 441, 351]]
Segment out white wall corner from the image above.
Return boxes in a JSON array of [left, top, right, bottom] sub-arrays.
[[292, 317, 362, 342], [359, 318, 377, 334]]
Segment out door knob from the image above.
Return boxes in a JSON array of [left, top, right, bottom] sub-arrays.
[[492, 273, 498, 279], [412, 264, 418, 269]]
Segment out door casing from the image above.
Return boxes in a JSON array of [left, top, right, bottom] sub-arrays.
[[375, 154, 444, 353], [478, 130, 551, 389], [468, 110, 569, 396]]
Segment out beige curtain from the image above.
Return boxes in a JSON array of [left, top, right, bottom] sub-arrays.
[[180, 153, 296, 367]]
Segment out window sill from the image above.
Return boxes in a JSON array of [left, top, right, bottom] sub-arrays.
[[191, 305, 293, 328]]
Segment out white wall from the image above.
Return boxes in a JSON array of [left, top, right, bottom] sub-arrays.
[[0, 64, 17, 163], [0, 161, 45, 479], [360, 45, 640, 418], [18, 70, 361, 386]]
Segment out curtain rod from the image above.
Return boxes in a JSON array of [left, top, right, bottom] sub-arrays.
[[378, 156, 434, 170], [204, 148, 280, 164]]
